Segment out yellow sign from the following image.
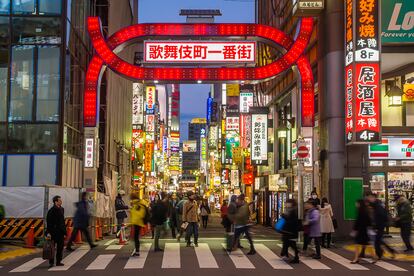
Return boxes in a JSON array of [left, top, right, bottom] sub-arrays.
[[144, 143, 154, 172], [232, 147, 243, 165], [403, 83, 414, 102], [226, 84, 240, 96]]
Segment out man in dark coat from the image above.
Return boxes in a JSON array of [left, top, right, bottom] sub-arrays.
[[280, 199, 300, 263], [66, 192, 97, 251], [115, 191, 129, 236], [151, 195, 168, 251], [367, 193, 395, 259], [46, 195, 66, 268]]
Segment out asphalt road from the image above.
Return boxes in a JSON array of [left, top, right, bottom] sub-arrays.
[[1, 232, 413, 276]]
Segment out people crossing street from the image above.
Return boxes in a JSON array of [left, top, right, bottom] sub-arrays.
[[115, 191, 129, 236], [129, 193, 149, 257], [232, 194, 255, 255], [66, 192, 97, 251]]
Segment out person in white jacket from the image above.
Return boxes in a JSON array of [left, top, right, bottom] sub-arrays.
[[319, 197, 335, 248]]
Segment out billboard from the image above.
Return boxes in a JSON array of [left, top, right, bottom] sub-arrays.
[[144, 142, 154, 172], [132, 83, 144, 125], [170, 84, 180, 132], [145, 114, 155, 132], [226, 116, 240, 132], [183, 140, 197, 152], [369, 137, 414, 159], [144, 41, 256, 63], [381, 0, 414, 44]]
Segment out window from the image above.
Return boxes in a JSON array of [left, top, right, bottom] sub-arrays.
[[0, 0, 10, 14], [0, 16, 9, 43], [12, 17, 61, 44], [12, 0, 35, 14], [6, 155, 31, 186], [10, 46, 34, 121], [37, 47, 60, 121], [39, 0, 61, 15], [0, 47, 7, 122], [33, 154, 57, 185], [8, 123, 58, 152]]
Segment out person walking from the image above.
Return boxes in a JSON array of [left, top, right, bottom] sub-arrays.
[[176, 193, 187, 241], [167, 194, 178, 238], [232, 194, 256, 255], [351, 199, 371, 263], [182, 191, 199, 247], [66, 192, 97, 251], [395, 195, 413, 252], [151, 193, 168, 252], [46, 196, 66, 268], [130, 193, 149, 257], [366, 193, 395, 260], [220, 199, 232, 232], [303, 200, 322, 259], [280, 199, 300, 263], [319, 198, 335, 248], [149, 194, 160, 239], [115, 191, 129, 236], [200, 199, 211, 229]]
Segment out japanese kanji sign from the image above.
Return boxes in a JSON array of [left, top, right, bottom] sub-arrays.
[[132, 83, 144, 125], [251, 108, 268, 165], [84, 138, 94, 168], [144, 41, 256, 63], [146, 86, 155, 112], [240, 92, 254, 113], [344, 0, 381, 144], [226, 116, 240, 131], [144, 142, 154, 172]]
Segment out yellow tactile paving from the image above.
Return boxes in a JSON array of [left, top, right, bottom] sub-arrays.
[[344, 244, 414, 261]]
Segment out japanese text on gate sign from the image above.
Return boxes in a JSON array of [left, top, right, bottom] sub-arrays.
[[144, 41, 256, 63]]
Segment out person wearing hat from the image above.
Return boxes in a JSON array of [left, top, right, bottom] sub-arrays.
[[115, 190, 129, 236], [182, 191, 199, 247]]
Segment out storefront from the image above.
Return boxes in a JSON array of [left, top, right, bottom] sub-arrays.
[[368, 137, 414, 220]]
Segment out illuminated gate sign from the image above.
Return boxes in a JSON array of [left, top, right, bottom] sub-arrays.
[[145, 41, 256, 63], [84, 17, 315, 129], [344, 0, 381, 144]]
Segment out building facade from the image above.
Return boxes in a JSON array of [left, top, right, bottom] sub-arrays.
[[0, 0, 137, 219]]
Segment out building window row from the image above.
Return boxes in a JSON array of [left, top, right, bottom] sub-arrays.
[[0, 0, 61, 15]]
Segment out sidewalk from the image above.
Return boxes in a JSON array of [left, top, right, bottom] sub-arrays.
[[0, 242, 39, 262]]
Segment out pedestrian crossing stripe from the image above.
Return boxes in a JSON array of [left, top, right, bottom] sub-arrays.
[[106, 245, 124, 250], [86, 254, 115, 270], [222, 243, 255, 269], [275, 243, 330, 270], [124, 243, 152, 269], [104, 239, 117, 246], [7, 243, 412, 272]]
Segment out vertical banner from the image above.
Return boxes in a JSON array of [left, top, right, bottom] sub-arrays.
[[345, 0, 381, 144], [132, 83, 144, 125], [144, 142, 154, 172], [230, 169, 240, 188], [240, 114, 252, 148], [145, 86, 155, 113], [239, 92, 254, 113], [250, 107, 269, 165]]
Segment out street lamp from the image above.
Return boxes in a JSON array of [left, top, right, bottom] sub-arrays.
[[386, 82, 403, 107]]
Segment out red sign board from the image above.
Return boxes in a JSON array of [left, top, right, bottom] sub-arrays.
[[344, 0, 381, 144], [297, 146, 309, 158]]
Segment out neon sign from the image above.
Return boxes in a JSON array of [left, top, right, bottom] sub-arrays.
[[84, 17, 314, 127], [145, 41, 256, 63]]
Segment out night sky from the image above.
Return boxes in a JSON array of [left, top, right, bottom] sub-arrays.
[[138, 0, 254, 140]]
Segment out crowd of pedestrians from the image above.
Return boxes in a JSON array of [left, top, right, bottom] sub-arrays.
[[43, 189, 413, 267]]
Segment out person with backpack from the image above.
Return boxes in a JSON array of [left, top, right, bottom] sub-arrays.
[[367, 192, 395, 261], [130, 193, 149, 257]]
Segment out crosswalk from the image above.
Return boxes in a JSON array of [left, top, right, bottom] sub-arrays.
[[7, 242, 413, 272]]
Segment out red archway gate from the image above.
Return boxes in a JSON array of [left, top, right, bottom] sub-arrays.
[[84, 17, 314, 127]]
